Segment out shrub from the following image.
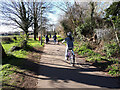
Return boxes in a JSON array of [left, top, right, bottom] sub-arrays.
[[80, 45, 87, 50], [74, 43, 79, 47], [2, 37, 13, 44], [87, 50, 95, 56], [77, 48, 81, 53], [87, 56, 102, 62], [108, 63, 120, 77], [76, 44, 96, 56], [73, 47, 78, 52], [76, 22, 92, 38], [104, 42, 120, 57]]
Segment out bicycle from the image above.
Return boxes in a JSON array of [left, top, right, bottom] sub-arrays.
[[66, 47, 75, 67]]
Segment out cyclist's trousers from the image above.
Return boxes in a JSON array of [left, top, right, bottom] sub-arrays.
[[65, 46, 74, 60]]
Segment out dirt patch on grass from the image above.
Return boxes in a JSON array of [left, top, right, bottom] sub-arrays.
[[20, 46, 44, 88], [2, 71, 38, 88]]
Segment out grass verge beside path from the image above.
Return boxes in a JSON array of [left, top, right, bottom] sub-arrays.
[[1, 38, 44, 88]]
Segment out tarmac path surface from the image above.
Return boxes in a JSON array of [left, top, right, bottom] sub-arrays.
[[37, 39, 120, 89]]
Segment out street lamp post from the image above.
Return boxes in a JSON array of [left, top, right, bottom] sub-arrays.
[[40, 6, 45, 45], [41, 29, 42, 45], [40, 9, 42, 45]]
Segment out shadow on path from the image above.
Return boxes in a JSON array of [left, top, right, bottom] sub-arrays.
[[2, 55, 40, 75], [2, 84, 25, 89], [38, 63, 120, 89], [37, 39, 120, 88]]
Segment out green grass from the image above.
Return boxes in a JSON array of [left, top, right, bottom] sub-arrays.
[[56, 35, 64, 42], [0, 63, 18, 86], [107, 63, 120, 77], [2, 37, 44, 58], [74, 42, 120, 77], [1, 37, 44, 88], [2, 43, 17, 53], [28, 38, 43, 47], [56, 35, 61, 38]]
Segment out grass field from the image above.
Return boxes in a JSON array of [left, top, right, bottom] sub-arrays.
[[1, 37, 44, 88]]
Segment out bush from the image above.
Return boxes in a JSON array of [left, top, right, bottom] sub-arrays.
[[76, 44, 96, 57], [87, 50, 95, 56], [75, 43, 102, 61], [87, 55, 103, 62], [76, 46, 86, 53], [76, 22, 93, 38], [73, 47, 78, 52], [104, 42, 120, 57], [108, 63, 120, 77], [2, 37, 13, 44]]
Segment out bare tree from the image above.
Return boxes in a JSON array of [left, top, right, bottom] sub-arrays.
[[55, 1, 89, 36], [31, 1, 52, 40], [0, 0, 33, 39]]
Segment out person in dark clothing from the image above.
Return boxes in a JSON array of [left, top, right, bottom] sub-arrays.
[[45, 34, 49, 44], [53, 33, 57, 44], [49, 33, 51, 38], [62, 32, 74, 60]]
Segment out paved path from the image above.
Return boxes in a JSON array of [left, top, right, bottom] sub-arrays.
[[37, 39, 120, 88]]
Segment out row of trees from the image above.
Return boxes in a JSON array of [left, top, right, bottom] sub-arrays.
[[55, 1, 120, 45], [0, 0, 54, 57], [0, 0, 53, 40]]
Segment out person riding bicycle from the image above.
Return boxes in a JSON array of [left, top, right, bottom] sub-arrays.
[[53, 33, 57, 44], [45, 33, 49, 44], [62, 32, 75, 60]]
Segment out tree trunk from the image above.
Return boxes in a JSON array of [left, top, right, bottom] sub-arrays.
[[90, 2, 95, 37], [112, 22, 120, 47], [0, 42, 7, 59], [36, 32, 38, 38], [25, 31, 29, 40], [34, 28, 37, 40], [33, 2, 38, 41], [34, 18, 38, 40], [115, 31, 119, 44]]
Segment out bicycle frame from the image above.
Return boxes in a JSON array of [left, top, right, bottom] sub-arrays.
[[67, 49, 75, 66]]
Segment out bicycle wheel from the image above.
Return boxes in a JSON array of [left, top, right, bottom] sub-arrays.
[[69, 50, 72, 65], [72, 55, 75, 66], [69, 52, 74, 66]]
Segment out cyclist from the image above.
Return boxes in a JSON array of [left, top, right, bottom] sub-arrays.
[[62, 32, 75, 61], [45, 33, 49, 44], [53, 33, 57, 44]]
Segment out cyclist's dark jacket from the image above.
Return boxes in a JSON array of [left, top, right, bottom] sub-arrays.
[[65, 37, 74, 48], [45, 35, 49, 41], [53, 35, 57, 40]]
